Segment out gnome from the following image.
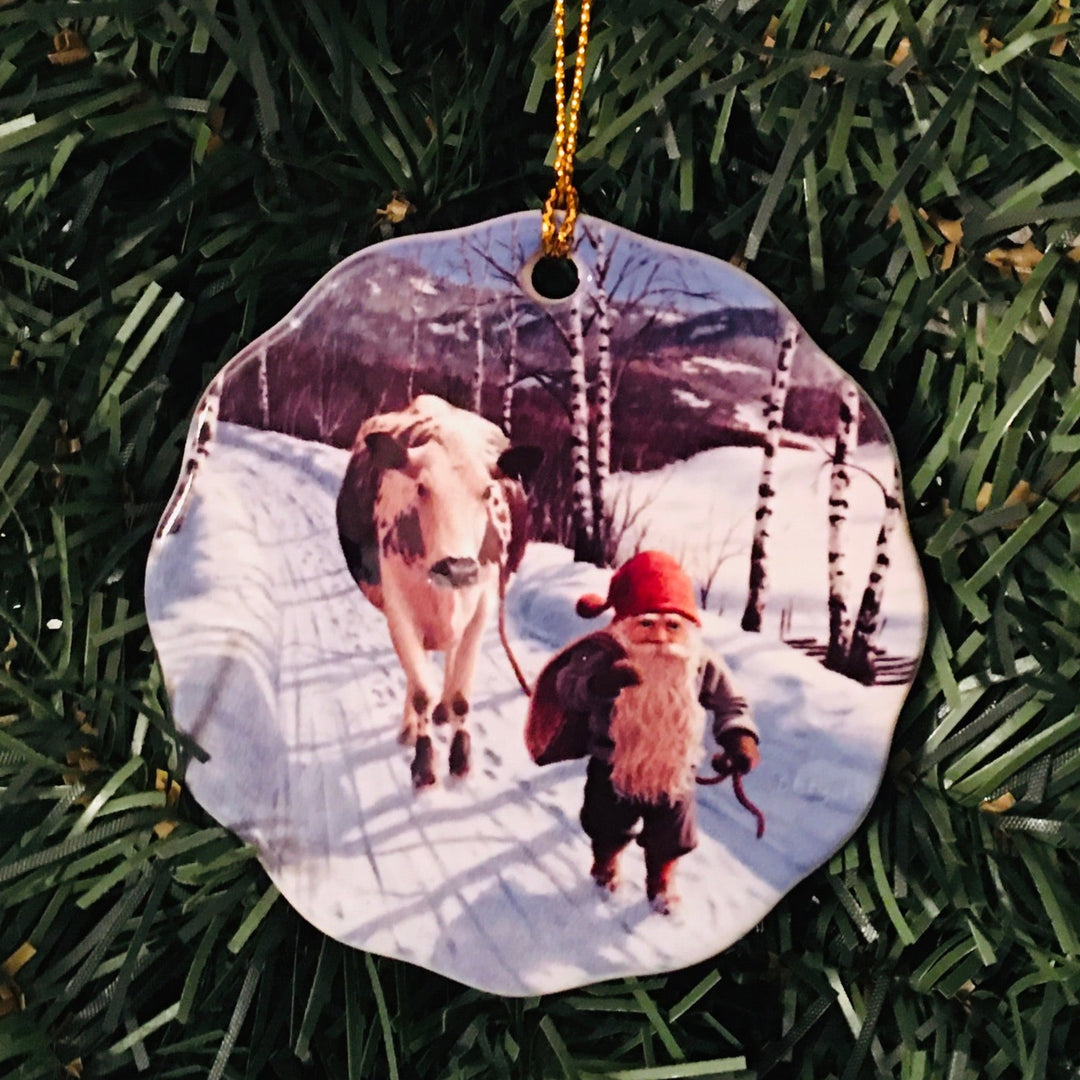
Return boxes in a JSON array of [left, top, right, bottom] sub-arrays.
[[526, 551, 760, 914]]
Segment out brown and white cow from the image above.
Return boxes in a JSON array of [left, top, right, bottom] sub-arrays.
[[336, 395, 540, 788]]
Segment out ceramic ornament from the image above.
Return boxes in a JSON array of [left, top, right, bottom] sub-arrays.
[[146, 211, 927, 995]]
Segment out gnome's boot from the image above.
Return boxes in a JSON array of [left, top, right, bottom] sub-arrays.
[[645, 852, 680, 914], [590, 841, 629, 893]]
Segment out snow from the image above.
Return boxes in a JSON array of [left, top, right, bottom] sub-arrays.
[[733, 401, 763, 431], [685, 355, 763, 377], [146, 423, 924, 996], [408, 275, 438, 296], [606, 442, 925, 659], [672, 388, 711, 410], [428, 320, 467, 340]]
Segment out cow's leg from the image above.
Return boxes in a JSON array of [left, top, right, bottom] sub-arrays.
[[443, 596, 489, 778], [384, 609, 438, 788], [407, 682, 437, 789], [447, 699, 471, 778], [432, 639, 457, 729], [434, 639, 468, 775]]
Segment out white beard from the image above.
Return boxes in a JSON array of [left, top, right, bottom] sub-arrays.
[[606, 624, 705, 803]]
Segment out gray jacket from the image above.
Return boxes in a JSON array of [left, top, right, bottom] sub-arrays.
[[553, 632, 757, 765]]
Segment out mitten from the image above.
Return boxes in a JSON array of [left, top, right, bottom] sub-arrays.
[[587, 658, 642, 700], [714, 730, 760, 775]]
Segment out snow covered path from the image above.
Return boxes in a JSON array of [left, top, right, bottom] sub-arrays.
[[147, 423, 918, 995]]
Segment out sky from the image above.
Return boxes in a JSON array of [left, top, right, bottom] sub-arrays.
[[395, 210, 778, 316]]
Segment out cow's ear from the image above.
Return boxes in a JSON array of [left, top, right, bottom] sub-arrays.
[[496, 446, 543, 484], [365, 432, 409, 471]]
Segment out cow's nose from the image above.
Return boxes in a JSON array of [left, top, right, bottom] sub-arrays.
[[429, 556, 479, 588]]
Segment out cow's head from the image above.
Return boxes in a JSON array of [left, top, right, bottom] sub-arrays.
[[367, 432, 541, 589]]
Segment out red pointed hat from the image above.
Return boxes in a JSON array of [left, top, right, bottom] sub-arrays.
[[576, 550, 701, 626]]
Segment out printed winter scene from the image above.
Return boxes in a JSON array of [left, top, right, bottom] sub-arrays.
[[146, 212, 927, 995]]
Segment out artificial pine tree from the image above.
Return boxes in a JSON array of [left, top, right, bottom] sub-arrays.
[[1, 2, 1078, 1076]]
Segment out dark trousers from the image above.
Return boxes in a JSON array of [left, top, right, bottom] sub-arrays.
[[580, 758, 697, 865]]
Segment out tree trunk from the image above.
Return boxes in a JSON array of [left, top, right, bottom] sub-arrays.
[[824, 380, 860, 669], [741, 320, 798, 632], [503, 294, 517, 436], [257, 350, 270, 428], [503, 220, 520, 436], [846, 462, 902, 685], [459, 236, 484, 414], [156, 371, 224, 538], [592, 229, 614, 558], [406, 302, 419, 401], [568, 288, 597, 562], [472, 303, 484, 414]]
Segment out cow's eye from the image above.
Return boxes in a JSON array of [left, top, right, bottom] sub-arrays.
[[483, 485, 493, 499], [417, 482, 429, 498]]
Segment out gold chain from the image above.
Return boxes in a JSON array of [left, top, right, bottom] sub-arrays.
[[541, 0, 593, 258]]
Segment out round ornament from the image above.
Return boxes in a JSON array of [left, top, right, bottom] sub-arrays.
[[147, 210, 927, 994]]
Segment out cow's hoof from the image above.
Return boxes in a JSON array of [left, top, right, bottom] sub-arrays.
[[449, 729, 471, 778], [432, 702, 449, 726], [411, 736, 437, 788]]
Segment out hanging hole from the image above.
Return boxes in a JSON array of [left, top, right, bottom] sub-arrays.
[[529, 255, 580, 300]]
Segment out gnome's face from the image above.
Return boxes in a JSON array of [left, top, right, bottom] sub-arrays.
[[606, 610, 705, 802], [619, 611, 696, 659]]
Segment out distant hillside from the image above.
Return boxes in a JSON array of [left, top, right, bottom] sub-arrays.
[[217, 249, 886, 453]]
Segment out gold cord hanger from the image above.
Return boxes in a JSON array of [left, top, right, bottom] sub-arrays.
[[541, 0, 593, 259]]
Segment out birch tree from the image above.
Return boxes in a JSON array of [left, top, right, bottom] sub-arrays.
[[568, 287, 597, 562], [502, 223, 521, 435], [459, 238, 485, 413], [846, 462, 902, 685], [156, 371, 225, 538], [824, 380, 860, 669], [503, 296, 517, 435], [591, 229, 615, 544], [257, 351, 270, 427], [471, 302, 485, 413], [407, 302, 420, 400], [406, 275, 437, 401], [741, 320, 798, 633]]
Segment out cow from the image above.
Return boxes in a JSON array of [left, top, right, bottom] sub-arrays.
[[336, 395, 541, 789]]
